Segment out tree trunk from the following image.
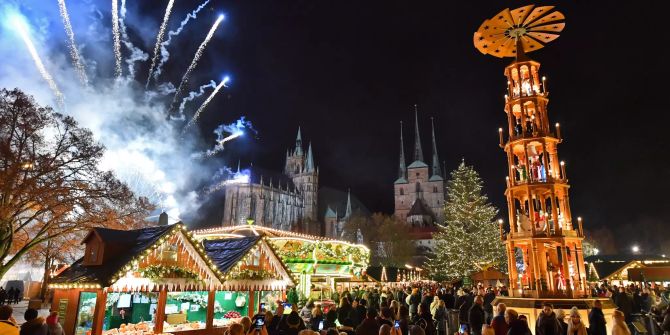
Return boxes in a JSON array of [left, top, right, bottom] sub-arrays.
[[40, 246, 52, 301]]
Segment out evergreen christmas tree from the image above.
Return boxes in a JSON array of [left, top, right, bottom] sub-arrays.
[[427, 161, 507, 281]]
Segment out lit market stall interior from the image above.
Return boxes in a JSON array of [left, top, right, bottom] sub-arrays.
[[50, 224, 294, 335], [193, 224, 370, 299]]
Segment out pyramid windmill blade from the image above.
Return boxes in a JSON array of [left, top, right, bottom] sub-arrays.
[[510, 5, 535, 26], [522, 6, 555, 26]]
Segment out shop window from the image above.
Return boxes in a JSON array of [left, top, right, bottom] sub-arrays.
[[103, 292, 158, 331], [75, 292, 97, 335], [164, 291, 209, 332], [213, 291, 251, 327]]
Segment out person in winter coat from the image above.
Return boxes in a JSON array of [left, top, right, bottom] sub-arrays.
[[20, 309, 47, 335], [588, 300, 606, 335], [433, 300, 447, 335], [483, 289, 496, 324], [505, 309, 531, 335], [412, 303, 435, 335], [614, 287, 633, 323], [430, 297, 440, 318], [535, 303, 562, 335], [301, 300, 315, 326], [311, 305, 324, 332], [279, 311, 306, 335], [490, 303, 509, 335], [468, 296, 486, 335], [45, 312, 63, 335], [0, 305, 19, 335], [611, 310, 631, 335], [554, 310, 567, 335], [355, 307, 380, 335], [409, 289, 422, 319], [458, 293, 473, 332], [397, 305, 411, 335], [339, 298, 354, 327], [566, 308, 587, 335]]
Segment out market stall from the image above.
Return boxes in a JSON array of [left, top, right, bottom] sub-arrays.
[[50, 224, 295, 335], [202, 236, 295, 328], [194, 225, 370, 300], [50, 224, 224, 335]]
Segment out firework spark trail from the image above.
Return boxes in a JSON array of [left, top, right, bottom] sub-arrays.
[[145, 0, 175, 88], [111, 0, 122, 77], [153, 0, 211, 82], [168, 14, 224, 116], [178, 80, 216, 117], [10, 15, 65, 110], [119, 0, 149, 79], [182, 76, 229, 132], [57, 0, 88, 85], [205, 132, 241, 157]]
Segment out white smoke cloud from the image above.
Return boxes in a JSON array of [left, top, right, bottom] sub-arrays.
[[0, 0, 232, 222]]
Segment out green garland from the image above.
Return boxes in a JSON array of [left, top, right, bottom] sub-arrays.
[[277, 241, 369, 265], [141, 265, 201, 281], [229, 269, 279, 280]]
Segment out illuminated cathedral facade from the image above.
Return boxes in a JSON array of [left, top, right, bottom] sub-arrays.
[[221, 128, 320, 234]]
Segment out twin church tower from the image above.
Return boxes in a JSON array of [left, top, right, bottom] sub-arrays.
[[393, 106, 446, 228]]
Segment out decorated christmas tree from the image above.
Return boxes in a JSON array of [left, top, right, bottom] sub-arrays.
[[427, 161, 507, 281]]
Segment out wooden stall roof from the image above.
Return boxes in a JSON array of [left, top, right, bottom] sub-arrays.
[[52, 225, 176, 286], [628, 267, 670, 282], [203, 236, 295, 290]]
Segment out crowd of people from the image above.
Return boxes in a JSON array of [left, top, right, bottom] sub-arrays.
[[2, 282, 670, 335], [237, 282, 670, 335], [0, 305, 63, 335], [0, 287, 22, 305]]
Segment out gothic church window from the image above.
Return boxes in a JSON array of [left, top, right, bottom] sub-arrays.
[[400, 188, 404, 195]]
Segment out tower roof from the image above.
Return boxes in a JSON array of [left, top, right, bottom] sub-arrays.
[[324, 206, 337, 218], [295, 127, 303, 155], [430, 117, 443, 180], [344, 188, 352, 218], [412, 105, 425, 164], [305, 142, 315, 172], [395, 121, 408, 184]]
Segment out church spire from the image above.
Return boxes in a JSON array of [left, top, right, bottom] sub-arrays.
[[430, 117, 442, 178], [295, 127, 303, 156], [345, 189, 352, 218], [305, 142, 315, 172], [413, 104, 424, 162], [398, 121, 407, 180]]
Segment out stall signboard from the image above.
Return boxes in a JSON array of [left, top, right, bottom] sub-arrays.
[[58, 300, 68, 327]]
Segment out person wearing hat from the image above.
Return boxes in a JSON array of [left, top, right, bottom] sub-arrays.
[[566, 308, 587, 335]]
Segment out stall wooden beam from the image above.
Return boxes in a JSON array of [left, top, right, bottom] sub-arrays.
[[206, 290, 215, 329], [154, 288, 168, 333], [92, 290, 107, 335]]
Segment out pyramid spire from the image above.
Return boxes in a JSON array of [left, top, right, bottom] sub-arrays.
[[345, 189, 352, 218], [305, 142, 315, 172], [398, 121, 407, 180], [430, 117, 442, 178], [413, 104, 424, 162], [295, 127, 303, 155]]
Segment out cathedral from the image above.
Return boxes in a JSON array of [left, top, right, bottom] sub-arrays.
[[394, 108, 447, 255], [221, 128, 320, 234]]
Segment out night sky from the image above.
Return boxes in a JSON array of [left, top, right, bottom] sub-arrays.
[[135, 1, 670, 253]]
